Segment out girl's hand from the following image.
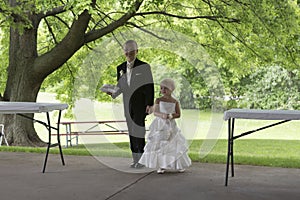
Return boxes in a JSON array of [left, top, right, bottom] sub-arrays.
[[162, 113, 168, 119]]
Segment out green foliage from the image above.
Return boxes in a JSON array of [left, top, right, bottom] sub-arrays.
[[37, 15, 71, 53], [0, 1, 35, 30], [1, 0, 300, 112], [0, 28, 9, 94], [238, 66, 300, 109]]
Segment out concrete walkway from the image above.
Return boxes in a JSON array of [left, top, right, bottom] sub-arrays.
[[0, 152, 300, 200]]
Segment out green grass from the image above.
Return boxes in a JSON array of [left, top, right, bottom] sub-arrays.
[[189, 139, 300, 168], [4, 93, 300, 168], [1, 139, 300, 168]]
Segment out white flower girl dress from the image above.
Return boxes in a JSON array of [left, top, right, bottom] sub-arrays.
[[139, 101, 191, 171]]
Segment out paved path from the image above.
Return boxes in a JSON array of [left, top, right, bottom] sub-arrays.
[[0, 152, 300, 200]]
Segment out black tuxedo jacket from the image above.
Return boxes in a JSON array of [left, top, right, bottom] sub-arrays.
[[115, 58, 154, 118]]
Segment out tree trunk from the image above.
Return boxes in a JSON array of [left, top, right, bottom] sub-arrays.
[[0, 7, 93, 146], [1, 18, 45, 146], [0, 1, 133, 146]]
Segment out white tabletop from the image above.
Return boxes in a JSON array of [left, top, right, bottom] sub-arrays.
[[0, 102, 68, 114], [224, 109, 300, 121]]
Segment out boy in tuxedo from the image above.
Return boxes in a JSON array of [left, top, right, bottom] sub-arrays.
[[109, 40, 154, 168]]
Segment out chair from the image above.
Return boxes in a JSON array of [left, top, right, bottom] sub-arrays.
[[0, 124, 9, 146]]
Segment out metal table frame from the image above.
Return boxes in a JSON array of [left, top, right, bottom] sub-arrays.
[[59, 120, 127, 147], [0, 102, 68, 173], [224, 109, 300, 186]]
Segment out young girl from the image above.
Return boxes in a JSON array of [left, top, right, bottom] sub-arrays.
[[139, 78, 191, 174]]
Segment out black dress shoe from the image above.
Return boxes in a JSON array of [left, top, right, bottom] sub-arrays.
[[135, 163, 145, 169], [130, 162, 137, 168]]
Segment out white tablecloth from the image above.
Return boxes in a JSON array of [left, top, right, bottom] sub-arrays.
[[224, 109, 300, 121], [0, 102, 68, 114]]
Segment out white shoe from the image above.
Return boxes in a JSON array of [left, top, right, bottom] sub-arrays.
[[178, 168, 185, 173], [157, 168, 165, 174]]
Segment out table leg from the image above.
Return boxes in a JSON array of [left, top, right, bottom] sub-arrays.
[[42, 112, 51, 173], [65, 123, 73, 148], [57, 110, 65, 166], [76, 126, 78, 146], [231, 118, 235, 177], [69, 124, 73, 147], [225, 118, 235, 186], [65, 124, 69, 148], [225, 118, 231, 186], [42, 111, 65, 173]]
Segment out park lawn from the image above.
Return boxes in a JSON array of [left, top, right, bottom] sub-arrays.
[[1, 139, 300, 168], [189, 139, 300, 168], [2, 93, 299, 168]]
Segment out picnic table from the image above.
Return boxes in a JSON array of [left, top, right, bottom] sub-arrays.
[[58, 120, 128, 147]]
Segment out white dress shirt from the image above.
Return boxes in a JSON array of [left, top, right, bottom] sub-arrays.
[[126, 60, 134, 86]]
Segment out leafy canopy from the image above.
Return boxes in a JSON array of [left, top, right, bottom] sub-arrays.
[[0, 0, 299, 110]]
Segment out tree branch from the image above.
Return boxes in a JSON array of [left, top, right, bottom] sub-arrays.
[[34, 10, 92, 76], [53, 15, 71, 29], [35, 0, 98, 68], [38, 6, 66, 19], [44, 18, 58, 44], [84, 0, 144, 43], [244, 2, 299, 67], [135, 11, 240, 23], [126, 22, 171, 42], [204, 0, 264, 62]]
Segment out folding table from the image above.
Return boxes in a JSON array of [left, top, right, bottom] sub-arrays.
[[223, 108, 300, 186], [0, 102, 68, 173]]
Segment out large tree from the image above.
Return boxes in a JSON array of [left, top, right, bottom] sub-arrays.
[[0, 0, 299, 146]]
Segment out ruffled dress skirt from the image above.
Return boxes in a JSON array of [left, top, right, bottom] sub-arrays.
[[139, 117, 191, 170]]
